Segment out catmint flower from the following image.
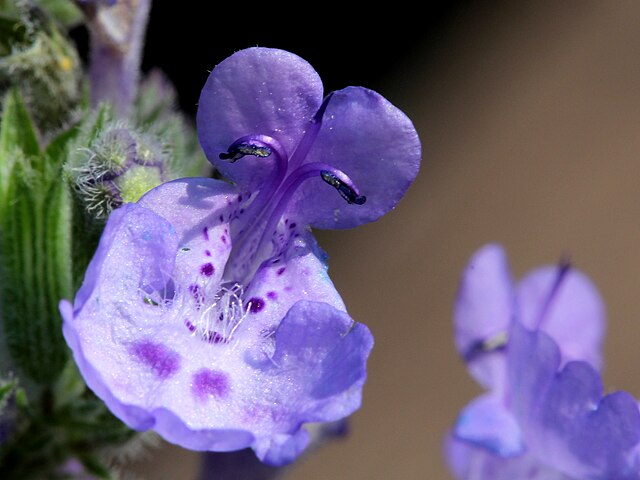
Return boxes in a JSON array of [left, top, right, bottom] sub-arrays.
[[60, 47, 420, 465], [447, 244, 640, 479]]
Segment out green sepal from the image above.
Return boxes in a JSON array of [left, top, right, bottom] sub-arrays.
[[52, 360, 86, 410], [76, 454, 116, 480], [0, 377, 17, 413]]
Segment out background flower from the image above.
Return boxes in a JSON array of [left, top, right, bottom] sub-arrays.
[[448, 244, 640, 479]]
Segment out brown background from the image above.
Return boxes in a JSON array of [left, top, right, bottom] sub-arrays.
[[130, 2, 640, 478]]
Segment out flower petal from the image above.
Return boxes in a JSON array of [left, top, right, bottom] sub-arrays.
[[62, 180, 371, 463], [61, 184, 257, 452], [290, 86, 421, 229], [508, 322, 640, 479], [249, 301, 373, 464], [454, 393, 523, 457], [196, 47, 324, 191], [70, 202, 179, 316], [454, 244, 515, 390], [241, 227, 346, 335], [252, 430, 311, 467], [137, 177, 239, 291], [517, 266, 605, 369]]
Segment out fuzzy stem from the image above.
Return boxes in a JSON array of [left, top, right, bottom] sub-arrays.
[[85, 0, 151, 117]]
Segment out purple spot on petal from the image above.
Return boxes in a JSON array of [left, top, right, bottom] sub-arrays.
[[247, 297, 265, 313], [192, 369, 229, 400], [277, 267, 286, 276], [205, 250, 211, 256], [207, 331, 227, 344], [219, 214, 224, 222], [267, 291, 278, 300], [221, 235, 227, 245], [289, 222, 297, 229], [203, 226, 209, 241], [130, 341, 180, 379], [201, 263, 215, 276], [185, 319, 196, 333]]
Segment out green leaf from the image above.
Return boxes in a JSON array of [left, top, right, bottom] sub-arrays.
[[0, 159, 73, 384], [0, 90, 74, 384], [35, 0, 83, 28], [0, 88, 40, 158]]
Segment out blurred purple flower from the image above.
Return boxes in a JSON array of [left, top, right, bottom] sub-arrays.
[[446, 244, 640, 479], [60, 47, 420, 465]]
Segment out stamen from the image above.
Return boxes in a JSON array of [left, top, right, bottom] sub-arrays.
[[219, 139, 273, 163], [218, 135, 290, 267], [249, 162, 366, 269], [141, 279, 248, 345], [189, 282, 248, 344], [320, 170, 367, 205], [463, 331, 509, 364]]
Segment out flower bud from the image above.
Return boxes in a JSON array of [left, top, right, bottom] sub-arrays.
[[66, 118, 171, 221]]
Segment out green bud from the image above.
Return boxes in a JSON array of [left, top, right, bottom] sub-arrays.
[[66, 113, 172, 222]]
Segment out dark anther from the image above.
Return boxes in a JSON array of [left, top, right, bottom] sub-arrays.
[[462, 331, 509, 363], [320, 170, 367, 205], [219, 143, 272, 162]]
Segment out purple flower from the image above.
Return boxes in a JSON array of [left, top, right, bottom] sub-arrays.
[[447, 244, 640, 479], [60, 47, 420, 465]]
